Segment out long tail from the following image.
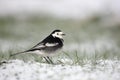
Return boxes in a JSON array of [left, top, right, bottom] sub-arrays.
[[10, 50, 28, 57], [10, 47, 36, 57]]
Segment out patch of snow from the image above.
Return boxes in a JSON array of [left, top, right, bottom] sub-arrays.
[[0, 59, 120, 80]]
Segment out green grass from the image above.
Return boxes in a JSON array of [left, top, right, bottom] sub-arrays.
[[0, 48, 120, 65]]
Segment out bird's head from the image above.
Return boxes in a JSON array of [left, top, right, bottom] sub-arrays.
[[51, 29, 65, 39]]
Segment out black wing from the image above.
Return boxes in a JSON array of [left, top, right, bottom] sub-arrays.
[[27, 42, 59, 52]]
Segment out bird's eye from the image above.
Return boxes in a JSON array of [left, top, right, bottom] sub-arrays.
[[57, 33, 59, 35]]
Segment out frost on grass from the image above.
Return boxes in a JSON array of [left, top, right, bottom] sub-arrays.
[[0, 59, 120, 80]]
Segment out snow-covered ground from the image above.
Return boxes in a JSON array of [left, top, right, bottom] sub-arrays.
[[0, 59, 120, 80]]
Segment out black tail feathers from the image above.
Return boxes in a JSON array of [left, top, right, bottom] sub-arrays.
[[10, 51, 28, 57]]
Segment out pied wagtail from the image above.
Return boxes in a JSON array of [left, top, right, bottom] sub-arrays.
[[11, 29, 65, 64]]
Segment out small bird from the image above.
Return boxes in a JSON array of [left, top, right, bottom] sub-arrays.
[[11, 29, 65, 64]]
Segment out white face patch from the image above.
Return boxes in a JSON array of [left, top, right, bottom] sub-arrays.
[[52, 32, 64, 39]]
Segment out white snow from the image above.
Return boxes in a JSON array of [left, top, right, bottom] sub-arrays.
[[0, 59, 120, 80]]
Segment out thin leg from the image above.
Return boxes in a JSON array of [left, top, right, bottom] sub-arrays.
[[47, 57, 54, 64], [44, 57, 50, 64]]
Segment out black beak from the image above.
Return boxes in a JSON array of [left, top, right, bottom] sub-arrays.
[[62, 33, 66, 36]]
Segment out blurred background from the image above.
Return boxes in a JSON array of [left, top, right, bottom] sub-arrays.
[[0, 0, 120, 61]]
